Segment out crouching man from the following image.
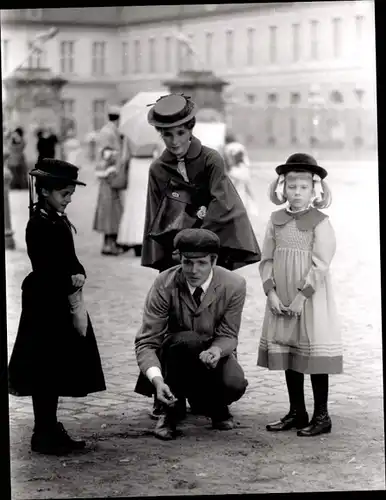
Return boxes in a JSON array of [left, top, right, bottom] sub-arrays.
[[134, 228, 248, 440]]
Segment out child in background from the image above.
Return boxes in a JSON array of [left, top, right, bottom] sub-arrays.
[[257, 153, 342, 437], [227, 148, 259, 218]]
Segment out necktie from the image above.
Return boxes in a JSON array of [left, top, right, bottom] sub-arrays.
[[177, 158, 189, 183], [193, 286, 203, 307]]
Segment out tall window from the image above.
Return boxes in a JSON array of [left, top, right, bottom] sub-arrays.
[[355, 15, 364, 42], [185, 34, 194, 69], [122, 41, 129, 75], [292, 23, 300, 62], [226, 30, 234, 67], [247, 28, 255, 66], [92, 41, 106, 76], [60, 41, 75, 74], [206, 32, 213, 67], [269, 26, 277, 63], [310, 20, 319, 60], [149, 37, 156, 73], [290, 92, 301, 105], [134, 39, 141, 73], [332, 17, 342, 58], [1, 39, 9, 74], [27, 41, 44, 68], [290, 116, 298, 144], [165, 36, 172, 71], [92, 99, 106, 131], [60, 99, 75, 134]]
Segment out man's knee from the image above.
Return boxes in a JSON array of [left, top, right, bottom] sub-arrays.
[[219, 356, 248, 401]]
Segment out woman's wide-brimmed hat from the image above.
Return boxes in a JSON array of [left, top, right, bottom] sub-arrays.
[[29, 158, 86, 186], [147, 94, 198, 128], [275, 153, 328, 179]]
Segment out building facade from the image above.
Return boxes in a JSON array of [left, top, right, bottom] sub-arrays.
[[1, 2, 377, 149]]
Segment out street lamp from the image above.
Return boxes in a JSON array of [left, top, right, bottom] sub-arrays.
[[308, 83, 325, 157]]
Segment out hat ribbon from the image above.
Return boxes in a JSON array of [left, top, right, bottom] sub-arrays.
[[313, 174, 324, 202], [275, 174, 286, 202]]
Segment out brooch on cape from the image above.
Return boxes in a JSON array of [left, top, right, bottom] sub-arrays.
[[196, 206, 207, 220]]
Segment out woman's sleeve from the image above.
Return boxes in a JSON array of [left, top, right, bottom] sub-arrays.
[[259, 218, 276, 295], [297, 218, 336, 297], [143, 164, 162, 237]]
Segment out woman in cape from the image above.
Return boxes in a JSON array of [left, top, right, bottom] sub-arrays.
[[142, 93, 261, 272]]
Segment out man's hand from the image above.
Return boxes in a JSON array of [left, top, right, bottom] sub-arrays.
[[153, 376, 177, 406], [267, 289, 286, 315], [199, 346, 222, 369], [71, 274, 85, 289], [286, 293, 306, 317]]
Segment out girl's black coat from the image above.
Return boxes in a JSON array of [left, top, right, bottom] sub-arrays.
[[8, 207, 106, 397]]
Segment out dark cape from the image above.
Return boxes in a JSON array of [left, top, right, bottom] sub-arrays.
[[141, 136, 261, 271], [8, 205, 106, 397]]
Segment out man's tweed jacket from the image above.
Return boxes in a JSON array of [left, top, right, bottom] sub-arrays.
[[135, 264, 247, 375]]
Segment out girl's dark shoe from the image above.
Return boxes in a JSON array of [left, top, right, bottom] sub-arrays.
[[297, 412, 332, 437], [30, 422, 85, 455], [55, 422, 86, 450], [266, 410, 309, 432]]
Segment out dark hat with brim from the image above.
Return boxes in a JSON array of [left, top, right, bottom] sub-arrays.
[[174, 228, 220, 257], [275, 153, 328, 179], [148, 94, 198, 128], [30, 158, 86, 186]]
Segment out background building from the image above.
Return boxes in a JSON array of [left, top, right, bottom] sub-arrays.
[[1, 2, 377, 150]]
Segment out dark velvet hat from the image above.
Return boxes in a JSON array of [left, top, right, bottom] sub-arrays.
[[275, 153, 328, 179], [29, 158, 86, 186], [147, 94, 198, 128], [174, 228, 220, 257]]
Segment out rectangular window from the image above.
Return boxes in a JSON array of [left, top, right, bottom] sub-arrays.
[[165, 36, 171, 71], [122, 41, 129, 75], [60, 99, 75, 116], [310, 20, 319, 60], [333, 17, 342, 58], [92, 41, 106, 76], [186, 34, 194, 69], [1, 39, 9, 74], [226, 29, 234, 67], [247, 28, 255, 66], [177, 37, 183, 70], [134, 39, 141, 73], [290, 116, 298, 144], [149, 37, 156, 73], [292, 23, 300, 62], [27, 41, 44, 68], [290, 92, 301, 105], [92, 99, 106, 131], [60, 41, 75, 74], [269, 26, 277, 63], [355, 15, 364, 42], [206, 32, 213, 67]]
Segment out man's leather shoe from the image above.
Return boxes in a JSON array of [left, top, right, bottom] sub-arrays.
[[212, 417, 234, 430], [153, 413, 177, 440], [266, 410, 309, 432], [297, 414, 332, 437], [150, 398, 187, 421]]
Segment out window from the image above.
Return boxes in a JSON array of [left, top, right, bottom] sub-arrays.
[[332, 17, 342, 58], [292, 23, 300, 62], [355, 15, 364, 42], [246, 93, 256, 104], [1, 39, 9, 74], [60, 99, 75, 135], [122, 41, 129, 75], [134, 39, 141, 73], [310, 20, 319, 60], [92, 41, 106, 76], [60, 41, 75, 74], [330, 90, 344, 104], [290, 116, 298, 144], [165, 36, 172, 71], [290, 92, 301, 105], [226, 30, 234, 67], [266, 116, 275, 145], [149, 37, 156, 73], [92, 100, 106, 131], [205, 32, 213, 67], [247, 28, 255, 66], [268, 92, 278, 104], [27, 41, 44, 69], [269, 25, 277, 63], [186, 34, 194, 69], [354, 88, 364, 103]]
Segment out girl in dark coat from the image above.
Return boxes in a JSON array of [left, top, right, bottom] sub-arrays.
[[8, 158, 106, 455], [142, 93, 261, 272]]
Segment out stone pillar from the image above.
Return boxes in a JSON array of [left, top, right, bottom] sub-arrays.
[[163, 70, 229, 122], [3, 68, 67, 168]]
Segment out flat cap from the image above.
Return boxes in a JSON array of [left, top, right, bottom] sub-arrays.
[[174, 228, 220, 256]]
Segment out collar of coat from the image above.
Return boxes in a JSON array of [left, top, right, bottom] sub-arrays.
[[159, 136, 203, 164], [271, 206, 327, 231]]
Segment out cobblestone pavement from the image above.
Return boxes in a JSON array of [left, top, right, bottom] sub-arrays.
[[5, 158, 385, 498]]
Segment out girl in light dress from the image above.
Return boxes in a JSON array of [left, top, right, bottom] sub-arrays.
[[258, 153, 342, 437]]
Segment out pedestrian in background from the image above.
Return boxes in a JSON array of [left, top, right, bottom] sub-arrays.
[[257, 153, 342, 437], [36, 127, 59, 162], [7, 127, 28, 190], [63, 127, 82, 166], [8, 159, 106, 455], [93, 146, 124, 255]]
